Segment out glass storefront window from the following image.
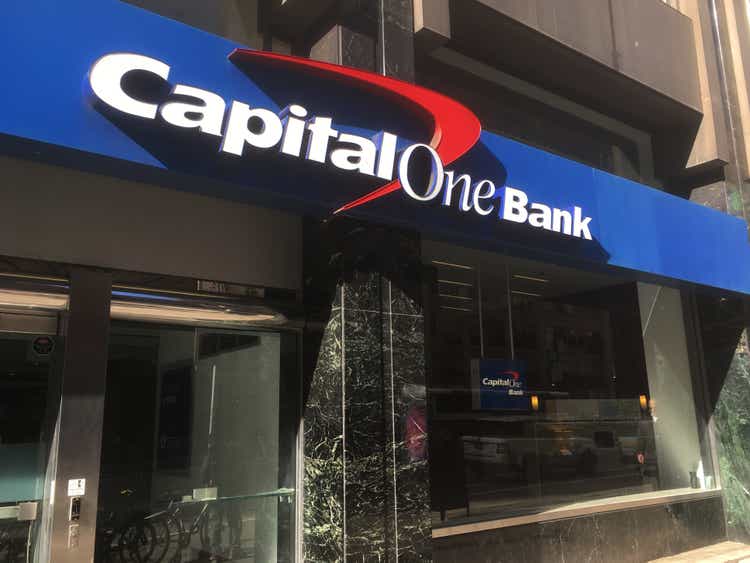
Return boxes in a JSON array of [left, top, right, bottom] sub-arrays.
[[424, 241, 714, 525], [0, 322, 61, 563], [95, 322, 297, 563], [637, 283, 705, 490]]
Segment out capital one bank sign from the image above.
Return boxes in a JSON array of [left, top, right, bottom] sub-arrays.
[[88, 50, 593, 240]]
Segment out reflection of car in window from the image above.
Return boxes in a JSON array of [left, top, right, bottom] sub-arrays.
[[461, 428, 655, 482], [461, 435, 510, 465]]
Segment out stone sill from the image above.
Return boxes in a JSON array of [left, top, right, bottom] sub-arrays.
[[432, 487, 723, 538]]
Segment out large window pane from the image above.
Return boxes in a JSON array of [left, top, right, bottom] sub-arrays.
[[0, 328, 60, 563], [424, 241, 713, 526], [95, 322, 296, 563], [637, 282, 705, 489]]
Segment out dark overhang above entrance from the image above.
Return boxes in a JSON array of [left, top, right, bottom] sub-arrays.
[[413, 0, 704, 188], [270, 0, 341, 40]]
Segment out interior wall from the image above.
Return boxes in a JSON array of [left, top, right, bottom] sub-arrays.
[[150, 331, 281, 560], [207, 337, 281, 562], [637, 282, 704, 489], [0, 156, 302, 290]]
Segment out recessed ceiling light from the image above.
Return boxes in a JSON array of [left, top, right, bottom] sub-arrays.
[[110, 301, 284, 325], [440, 305, 472, 312], [0, 289, 68, 311], [513, 274, 549, 283], [512, 290, 542, 298], [438, 279, 473, 287], [431, 260, 474, 270]]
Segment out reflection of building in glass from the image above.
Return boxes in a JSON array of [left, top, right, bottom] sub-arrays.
[[3, 0, 750, 561]]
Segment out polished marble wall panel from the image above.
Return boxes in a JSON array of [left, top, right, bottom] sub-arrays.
[[697, 294, 750, 542], [302, 219, 431, 561], [433, 497, 725, 563], [303, 295, 345, 562], [384, 281, 431, 560], [343, 281, 389, 560], [713, 329, 750, 542], [303, 4, 427, 557]]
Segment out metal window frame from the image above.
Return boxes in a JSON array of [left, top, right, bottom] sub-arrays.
[[0, 271, 304, 562]]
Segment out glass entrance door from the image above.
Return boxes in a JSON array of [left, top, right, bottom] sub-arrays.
[[0, 314, 61, 563], [95, 322, 297, 563]]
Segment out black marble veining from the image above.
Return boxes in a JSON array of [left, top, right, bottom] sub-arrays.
[[433, 497, 726, 563], [303, 299, 345, 562], [303, 218, 431, 561], [696, 294, 750, 543], [301, 5, 430, 558]]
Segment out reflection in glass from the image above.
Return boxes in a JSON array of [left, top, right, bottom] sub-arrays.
[[424, 241, 712, 525], [0, 332, 59, 563], [95, 323, 296, 562]]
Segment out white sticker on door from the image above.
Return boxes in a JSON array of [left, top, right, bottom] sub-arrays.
[[67, 478, 85, 496]]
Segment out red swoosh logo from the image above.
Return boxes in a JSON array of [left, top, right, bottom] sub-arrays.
[[228, 49, 481, 213], [502, 370, 520, 380]]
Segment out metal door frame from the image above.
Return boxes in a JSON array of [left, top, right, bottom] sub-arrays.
[[0, 271, 301, 563]]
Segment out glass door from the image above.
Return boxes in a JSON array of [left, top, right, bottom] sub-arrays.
[[0, 313, 62, 563], [95, 322, 298, 563]]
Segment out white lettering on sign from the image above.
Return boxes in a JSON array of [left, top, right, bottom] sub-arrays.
[[396, 142, 593, 239], [160, 85, 226, 136], [398, 144, 443, 202], [481, 377, 523, 389], [501, 187, 592, 240], [67, 478, 86, 497], [89, 53, 170, 119], [88, 52, 594, 240]]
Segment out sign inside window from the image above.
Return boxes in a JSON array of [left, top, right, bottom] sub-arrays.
[[472, 359, 529, 411]]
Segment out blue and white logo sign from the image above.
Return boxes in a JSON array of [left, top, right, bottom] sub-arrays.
[[472, 359, 528, 411], [3, 0, 750, 295]]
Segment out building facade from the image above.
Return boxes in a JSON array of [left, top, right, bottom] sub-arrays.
[[3, 0, 750, 561]]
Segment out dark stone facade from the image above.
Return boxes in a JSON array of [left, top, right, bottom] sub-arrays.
[[302, 218, 431, 561], [299, 2, 737, 562], [302, 6, 429, 560], [434, 497, 726, 563], [697, 294, 750, 543], [119, 0, 750, 558]]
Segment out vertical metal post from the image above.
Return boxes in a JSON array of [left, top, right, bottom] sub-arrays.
[[682, 289, 723, 489], [339, 284, 347, 562], [379, 0, 387, 75], [49, 268, 111, 563], [477, 265, 485, 358], [506, 265, 515, 360]]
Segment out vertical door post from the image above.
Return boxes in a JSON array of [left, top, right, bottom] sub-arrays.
[[49, 268, 111, 563]]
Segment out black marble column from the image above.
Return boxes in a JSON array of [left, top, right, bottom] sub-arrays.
[[302, 3, 428, 561], [302, 277, 345, 561], [696, 294, 750, 542], [307, 0, 414, 78], [302, 216, 431, 562], [379, 0, 415, 80]]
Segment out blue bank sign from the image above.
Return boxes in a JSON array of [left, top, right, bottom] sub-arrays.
[[86, 50, 595, 242], [2, 0, 750, 295], [472, 359, 529, 411]]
